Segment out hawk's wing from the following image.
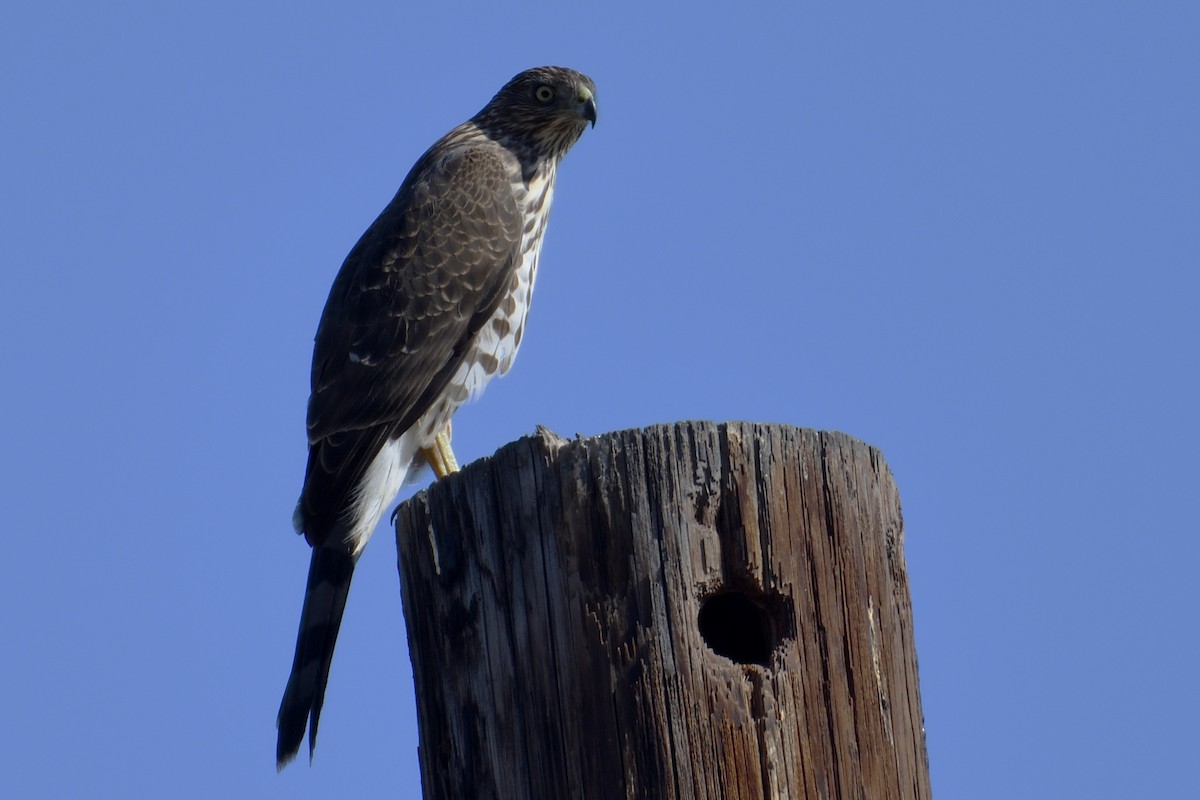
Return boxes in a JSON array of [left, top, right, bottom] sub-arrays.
[[297, 144, 523, 544]]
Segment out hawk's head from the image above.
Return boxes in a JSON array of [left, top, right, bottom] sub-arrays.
[[474, 66, 597, 162]]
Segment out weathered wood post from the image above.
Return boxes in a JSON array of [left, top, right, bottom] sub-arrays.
[[394, 421, 930, 799]]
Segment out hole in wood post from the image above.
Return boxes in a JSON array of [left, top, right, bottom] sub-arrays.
[[697, 591, 777, 666]]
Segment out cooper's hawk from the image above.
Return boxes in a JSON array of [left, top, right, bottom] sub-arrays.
[[276, 66, 596, 768]]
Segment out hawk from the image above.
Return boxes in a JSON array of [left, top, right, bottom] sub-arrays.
[[276, 66, 596, 768]]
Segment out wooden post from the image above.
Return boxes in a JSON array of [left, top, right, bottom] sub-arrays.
[[394, 421, 930, 799]]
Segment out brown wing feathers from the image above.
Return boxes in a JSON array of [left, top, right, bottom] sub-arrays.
[[296, 146, 523, 547]]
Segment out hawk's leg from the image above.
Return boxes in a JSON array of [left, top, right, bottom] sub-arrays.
[[422, 421, 460, 478]]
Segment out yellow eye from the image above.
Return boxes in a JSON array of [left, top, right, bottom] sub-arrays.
[[534, 85, 556, 103]]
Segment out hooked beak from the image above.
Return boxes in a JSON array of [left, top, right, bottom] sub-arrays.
[[576, 87, 597, 128]]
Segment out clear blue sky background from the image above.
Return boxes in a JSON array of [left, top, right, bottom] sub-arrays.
[[3, 2, 1197, 797]]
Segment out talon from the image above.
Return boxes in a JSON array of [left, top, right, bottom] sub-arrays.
[[421, 423, 460, 478]]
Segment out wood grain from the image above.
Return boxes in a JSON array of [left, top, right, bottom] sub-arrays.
[[394, 421, 930, 799]]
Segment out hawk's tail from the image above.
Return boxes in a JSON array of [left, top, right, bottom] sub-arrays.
[[276, 545, 357, 769]]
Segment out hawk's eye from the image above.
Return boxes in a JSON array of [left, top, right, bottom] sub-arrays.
[[534, 85, 556, 104]]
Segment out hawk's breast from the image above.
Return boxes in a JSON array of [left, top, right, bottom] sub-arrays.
[[414, 162, 558, 446]]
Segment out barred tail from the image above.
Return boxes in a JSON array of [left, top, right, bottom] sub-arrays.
[[276, 546, 357, 769]]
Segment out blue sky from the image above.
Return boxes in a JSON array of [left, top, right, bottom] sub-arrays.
[[3, 2, 1198, 797]]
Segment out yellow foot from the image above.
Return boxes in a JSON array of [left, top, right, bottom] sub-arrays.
[[421, 423, 460, 479]]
